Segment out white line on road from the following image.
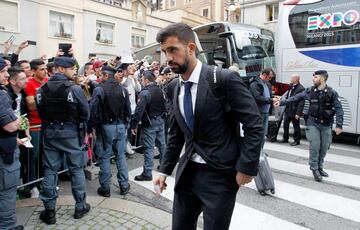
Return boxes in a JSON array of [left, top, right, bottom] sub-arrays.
[[129, 167, 309, 230], [264, 142, 360, 167], [268, 157, 360, 189], [246, 180, 360, 223]]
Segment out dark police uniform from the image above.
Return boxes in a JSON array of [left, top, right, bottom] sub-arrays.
[[131, 75, 167, 181], [280, 82, 343, 180], [88, 66, 131, 196], [36, 57, 90, 224], [0, 58, 21, 230]]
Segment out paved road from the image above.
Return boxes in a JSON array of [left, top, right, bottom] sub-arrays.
[[129, 136, 360, 230], [20, 133, 359, 229]]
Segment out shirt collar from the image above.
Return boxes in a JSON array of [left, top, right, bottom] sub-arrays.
[[179, 60, 202, 84]]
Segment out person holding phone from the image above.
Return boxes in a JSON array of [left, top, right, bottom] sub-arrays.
[[3, 39, 30, 66], [58, 43, 72, 57]]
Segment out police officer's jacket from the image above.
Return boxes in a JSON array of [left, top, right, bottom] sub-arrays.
[[280, 85, 344, 128], [130, 82, 166, 129], [36, 73, 89, 137], [0, 86, 18, 164], [88, 78, 131, 130]]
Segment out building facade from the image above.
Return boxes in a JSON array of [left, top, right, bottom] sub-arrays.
[[0, 0, 212, 64], [239, 0, 285, 32]]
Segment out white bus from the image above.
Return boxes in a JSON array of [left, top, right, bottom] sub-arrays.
[[275, 0, 360, 135], [193, 22, 276, 82], [134, 22, 276, 83]]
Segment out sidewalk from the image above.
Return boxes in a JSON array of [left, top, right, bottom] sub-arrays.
[[16, 195, 171, 229]]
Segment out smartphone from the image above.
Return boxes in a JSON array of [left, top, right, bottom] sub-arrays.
[[27, 40, 37, 46], [6, 35, 15, 44], [58, 43, 72, 57]]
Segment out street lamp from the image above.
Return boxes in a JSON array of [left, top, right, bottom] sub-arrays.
[[227, 1, 236, 21], [228, 2, 236, 12]]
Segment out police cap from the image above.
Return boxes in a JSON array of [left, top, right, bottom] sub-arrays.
[[54, 57, 76, 68], [0, 57, 6, 71], [117, 63, 130, 71], [101, 65, 116, 74], [161, 66, 171, 75], [114, 63, 123, 72], [142, 70, 156, 82]]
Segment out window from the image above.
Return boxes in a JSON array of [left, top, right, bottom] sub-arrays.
[[150, 0, 163, 11], [93, 0, 130, 8], [266, 3, 279, 22], [288, 7, 360, 49], [49, 11, 74, 39], [202, 8, 209, 18], [131, 35, 145, 48], [96, 21, 115, 44], [0, 1, 19, 32], [169, 0, 176, 8]]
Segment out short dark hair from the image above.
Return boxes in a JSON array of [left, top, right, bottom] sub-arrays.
[[313, 70, 328, 81], [47, 62, 55, 73], [30, 59, 45, 70], [14, 60, 29, 67], [261, 68, 273, 76], [84, 62, 93, 67], [8, 67, 24, 80], [156, 23, 195, 44]]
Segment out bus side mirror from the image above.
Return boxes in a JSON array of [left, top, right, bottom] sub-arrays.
[[219, 31, 244, 50]]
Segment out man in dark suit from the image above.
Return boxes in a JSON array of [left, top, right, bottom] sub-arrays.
[[153, 23, 264, 230], [278, 74, 305, 146]]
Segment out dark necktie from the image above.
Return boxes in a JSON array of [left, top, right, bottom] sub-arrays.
[[183, 81, 194, 132]]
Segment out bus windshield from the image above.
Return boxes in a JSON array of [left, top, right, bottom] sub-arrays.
[[232, 30, 275, 78]]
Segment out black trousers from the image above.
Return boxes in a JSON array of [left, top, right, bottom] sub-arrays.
[[283, 113, 301, 142], [172, 161, 239, 230]]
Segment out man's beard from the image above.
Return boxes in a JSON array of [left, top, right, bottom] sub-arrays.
[[169, 58, 189, 74]]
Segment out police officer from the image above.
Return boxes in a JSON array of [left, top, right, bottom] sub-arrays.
[[36, 57, 90, 225], [275, 70, 343, 182], [0, 58, 23, 230], [131, 70, 167, 181], [88, 65, 131, 197]]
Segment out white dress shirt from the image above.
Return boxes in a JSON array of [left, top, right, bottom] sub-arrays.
[[178, 60, 206, 164]]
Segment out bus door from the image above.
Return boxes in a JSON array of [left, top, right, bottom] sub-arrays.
[[328, 71, 359, 134]]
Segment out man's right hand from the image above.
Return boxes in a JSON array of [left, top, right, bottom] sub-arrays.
[[153, 174, 167, 195]]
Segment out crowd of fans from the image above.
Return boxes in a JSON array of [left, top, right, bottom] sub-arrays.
[[0, 40, 177, 198]]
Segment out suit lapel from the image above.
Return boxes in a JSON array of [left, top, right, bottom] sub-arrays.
[[173, 79, 193, 138], [194, 65, 209, 133]]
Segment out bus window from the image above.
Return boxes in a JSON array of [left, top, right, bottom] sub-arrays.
[[288, 0, 360, 48], [237, 46, 267, 60]]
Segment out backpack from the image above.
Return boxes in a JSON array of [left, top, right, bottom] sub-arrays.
[[207, 66, 231, 113], [207, 66, 244, 138]]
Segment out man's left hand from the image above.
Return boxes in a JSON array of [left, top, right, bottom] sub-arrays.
[[236, 172, 253, 186], [295, 115, 300, 120], [335, 128, 342, 135]]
